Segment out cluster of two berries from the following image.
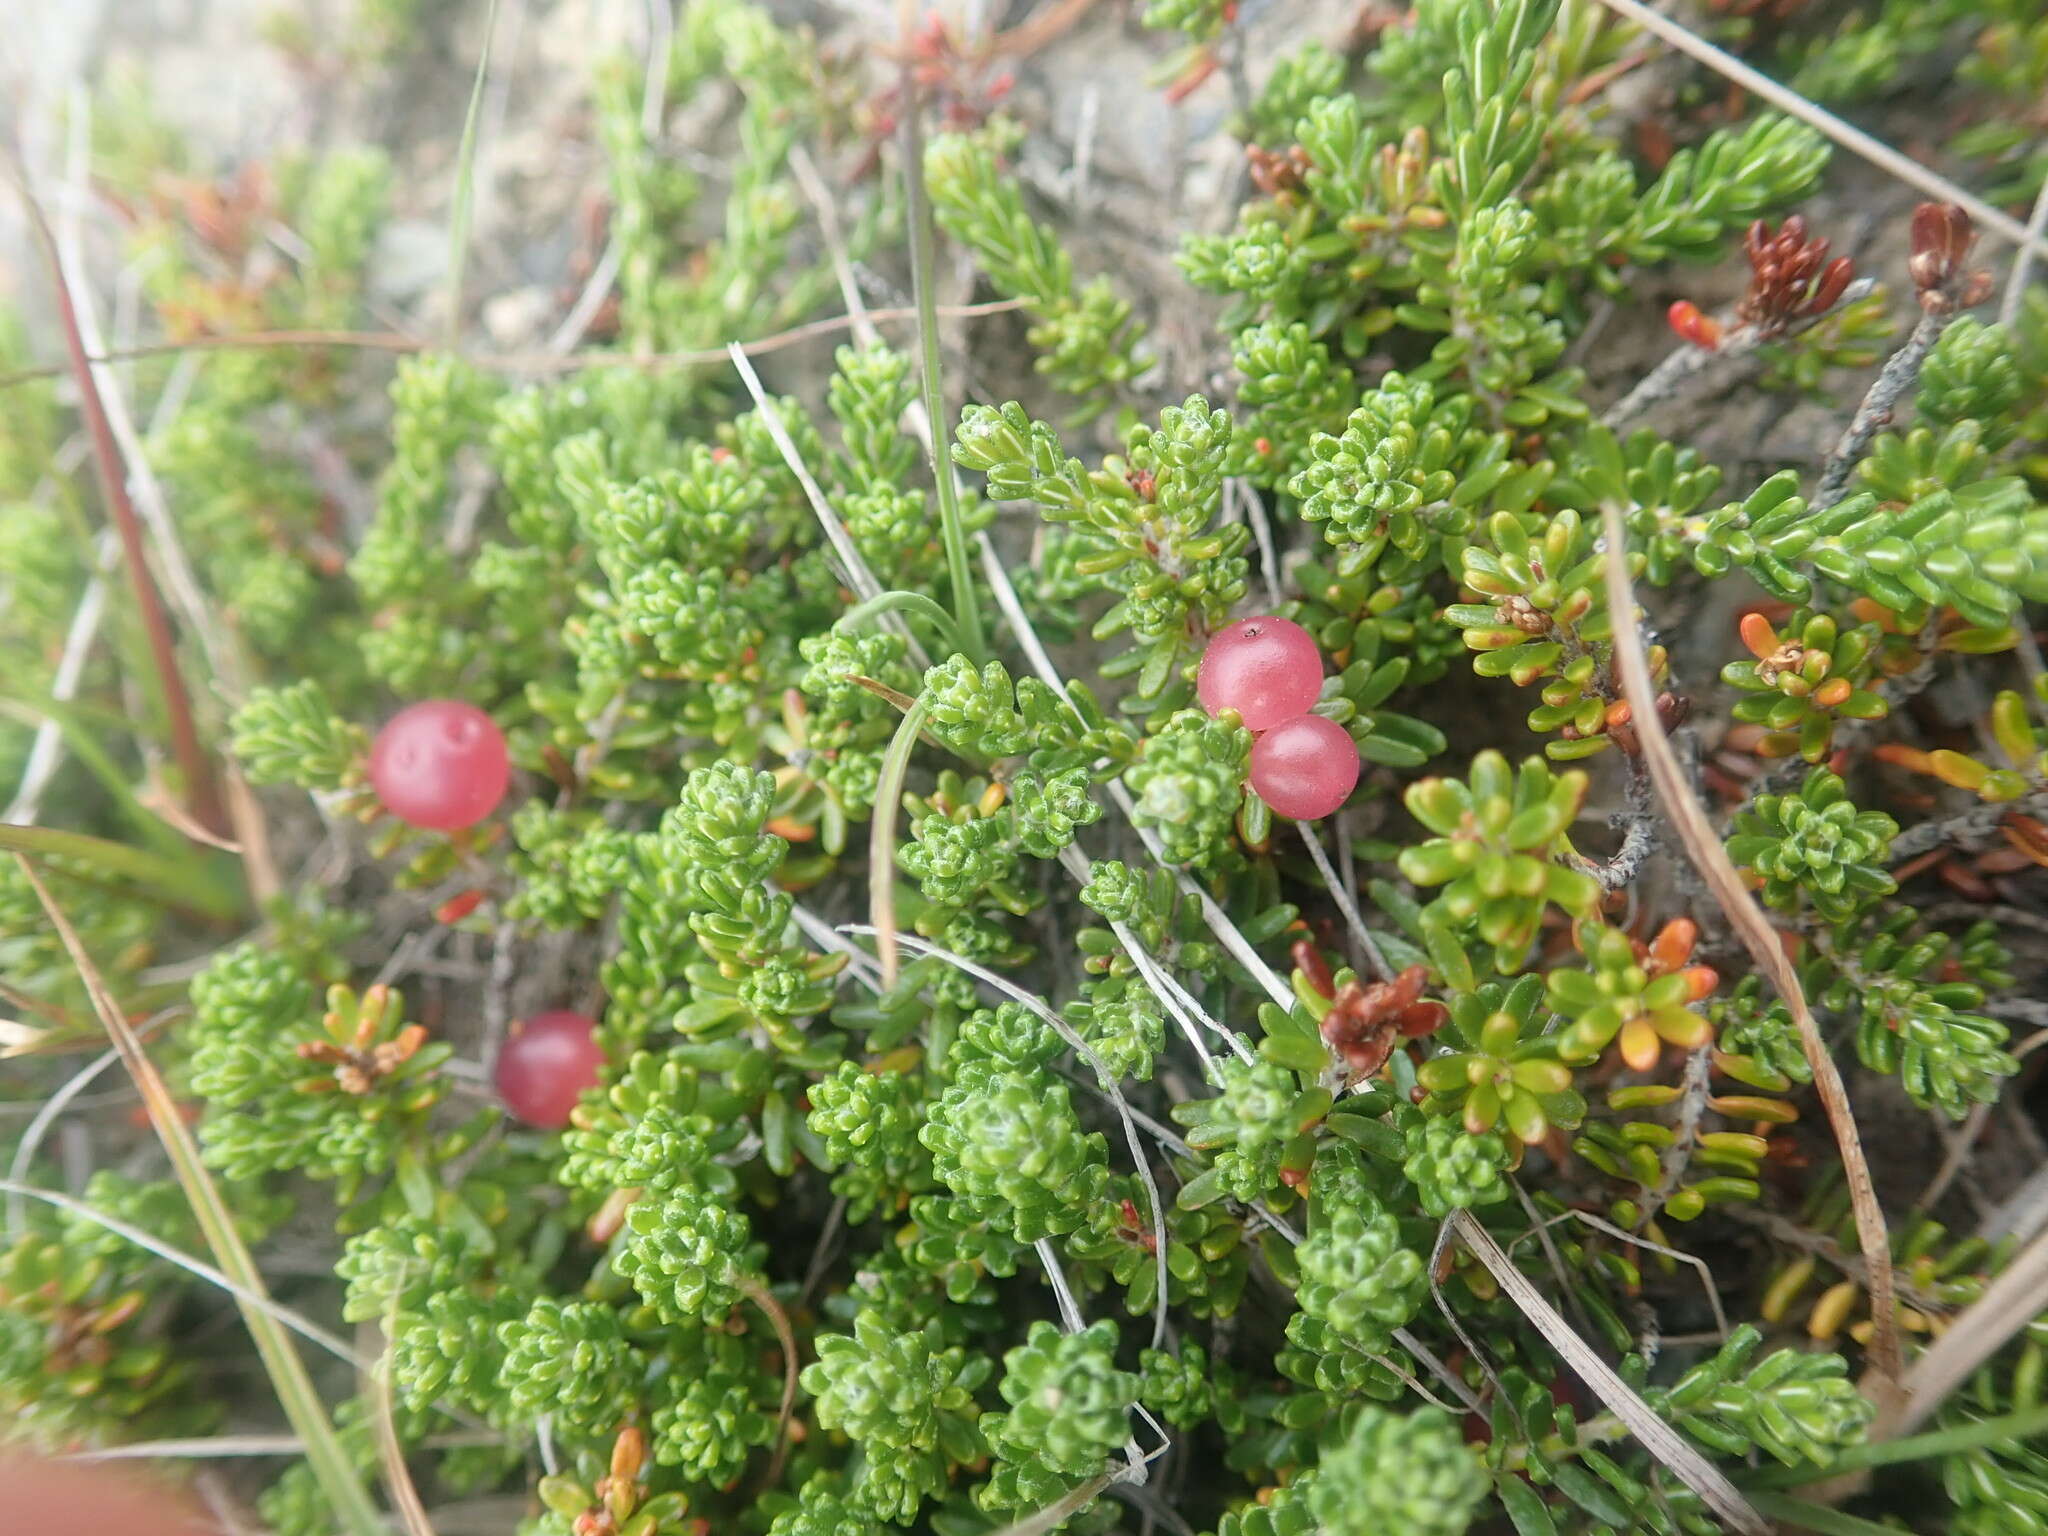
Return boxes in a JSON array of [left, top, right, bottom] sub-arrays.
[[1197, 615, 1360, 822]]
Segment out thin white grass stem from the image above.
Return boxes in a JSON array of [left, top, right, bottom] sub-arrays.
[[1238, 478, 1282, 607], [548, 237, 621, 354], [6, 1041, 121, 1237], [1589, 0, 2048, 263], [1127, 927, 1251, 1065], [844, 924, 1172, 1350], [2003, 176, 2048, 330], [536, 1414, 560, 1476], [976, 532, 1295, 1011], [789, 144, 882, 349], [1509, 1205, 1731, 1341], [1392, 1326, 1485, 1415], [1297, 820, 1390, 981], [1030, 1241, 1152, 1483], [1035, 1237, 1089, 1333], [62, 1437, 305, 1461], [640, 0, 674, 138], [1117, 926, 1232, 1076], [5, 532, 113, 826], [783, 892, 884, 991], [1108, 787, 1297, 1011], [1453, 1210, 1770, 1534], [1051, 841, 1247, 1073], [727, 343, 927, 668], [60, 1431, 505, 1462], [0, 1180, 366, 1369]]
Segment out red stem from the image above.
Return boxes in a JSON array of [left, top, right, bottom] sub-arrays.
[[16, 176, 226, 837]]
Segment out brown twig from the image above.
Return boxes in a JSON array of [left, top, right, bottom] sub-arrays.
[[1586, 0, 2048, 264], [13, 171, 227, 837], [1598, 502, 1906, 1394], [741, 1279, 800, 1489], [0, 300, 1029, 393], [984, 0, 1100, 60], [1884, 1229, 2048, 1439], [1812, 310, 1947, 509]]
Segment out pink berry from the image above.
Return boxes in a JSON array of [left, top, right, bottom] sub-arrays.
[[368, 700, 510, 831], [495, 1010, 605, 1129], [1197, 616, 1324, 731], [1249, 713, 1360, 821]]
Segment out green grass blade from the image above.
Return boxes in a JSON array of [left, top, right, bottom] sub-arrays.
[[899, 95, 987, 666], [1746, 1491, 1914, 1536], [0, 694, 190, 858], [19, 857, 385, 1536], [0, 821, 243, 921], [1742, 1403, 2048, 1489], [444, 0, 504, 350]]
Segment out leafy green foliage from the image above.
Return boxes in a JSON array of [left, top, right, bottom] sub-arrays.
[[1728, 769, 1898, 924], [1398, 750, 1599, 970], [1309, 1404, 1487, 1536], [16, 5, 2048, 1535]]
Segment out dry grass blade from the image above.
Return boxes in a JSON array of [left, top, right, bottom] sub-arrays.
[[2004, 178, 2048, 329], [58, 1436, 308, 1460], [222, 760, 282, 905], [10, 169, 224, 837], [372, 1310, 438, 1536], [1882, 1226, 2048, 1437], [1451, 1211, 1771, 1535], [15, 855, 385, 1536], [986, 1469, 1122, 1536], [1597, 502, 1904, 1392], [1588, 0, 2048, 263], [7, 1041, 124, 1237]]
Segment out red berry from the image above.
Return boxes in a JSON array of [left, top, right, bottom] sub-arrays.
[[1197, 616, 1324, 731], [368, 700, 510, 831], [495, 1010, 604, 1129], [1249, 713, 1359, 821]]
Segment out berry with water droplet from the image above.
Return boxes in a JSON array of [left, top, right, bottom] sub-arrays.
[[495, 1010, 604, 1128], [368, 700, 510, 831], [1197, 616, 1324, 731], [1249, 713, 1359, 821]]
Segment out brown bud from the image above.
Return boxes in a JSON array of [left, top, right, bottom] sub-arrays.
[[1908, 202, 1990, 314]]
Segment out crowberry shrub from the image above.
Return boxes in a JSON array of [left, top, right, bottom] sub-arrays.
[[12, 3, 2048, 1534]]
